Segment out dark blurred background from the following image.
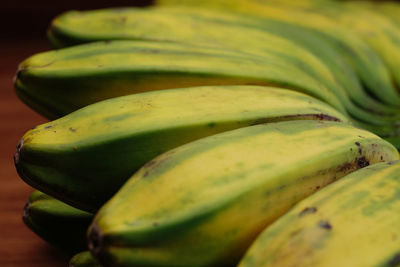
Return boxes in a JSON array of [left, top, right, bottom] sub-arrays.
[[1, 0, 154, 39]]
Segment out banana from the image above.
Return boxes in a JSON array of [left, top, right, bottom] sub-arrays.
[[22, 190, 93, 256], [15, 40, 346, 119], [157, 0, 400, 106], [87, 120, 398, 267], [69, 251, 101, 267], [239, 160, 400, 267], [14, 85, 348, 212], [46, 6, 400, 121]]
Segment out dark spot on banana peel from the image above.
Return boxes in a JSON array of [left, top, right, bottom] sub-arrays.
[[88, 224, 103, 257], [69, 127, 77, 132], [299, 207, 317, 217], [381, 156, 384, 161], [387, 253, 400, 267], [208, 122, 216, 128], [355, 142, 361, 146], [359, 148, 362, 154], [318, 221, 332, 230], [44, 125, 52, 129], [388, 161, 395, 165], [73, 146, 77, 151], [357, 157, 369, 168], [338, 162, 353, 172]]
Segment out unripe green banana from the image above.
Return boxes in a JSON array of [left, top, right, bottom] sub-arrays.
[[87, 120, 398, 267], [239, 160, 400, 267], [14, 85, 347, 212], [15, 39, 345, 119], [22, 190, 93, 256], [69, 251, 101, 267], [157, 0, 400, 106], [48, 5, 400, 117]]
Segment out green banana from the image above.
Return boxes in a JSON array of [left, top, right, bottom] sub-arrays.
[[46, 6, 400, 122], [22, 190, 93, 256], [14, 85, 348, 212], [87, 120, 398, 267], [15, 39, 345, 119], [239, 160, 400, 267], [157, 0, 400, 106], [69, 251, 101, 267]]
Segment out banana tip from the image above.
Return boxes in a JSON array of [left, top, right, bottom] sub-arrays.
[[88, 223, 104, 257], [22, 198, 31, 223], [14, 138, 24, 166]]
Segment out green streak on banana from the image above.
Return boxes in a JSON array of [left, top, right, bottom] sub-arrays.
[[14, 85, 347, 212], [239, 160, 400, 267], [157, 0, 400, 106], [23, 190, 93, 256], [87, 120, 398, 267], [15, 40, 345, 119], [47, 6, 400, 122], [69, 251, 101, 267]]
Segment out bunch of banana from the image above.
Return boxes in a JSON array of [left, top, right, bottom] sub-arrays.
[[23, 190, 93, 255], [156, 0, 400, 106], [86, 120, 398, 266], [239, 160, 400, 267], [19, 3, 400, 146], [15, 85, 348, 211], [47, 5, 399, 114], [12, 0, 400, 266]]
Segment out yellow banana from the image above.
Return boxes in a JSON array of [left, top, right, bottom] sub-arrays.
[[239, 160, 400, 267], [87, 120, 398, 266], [15, 85, 347, 212], [15, 40, 344, 119]]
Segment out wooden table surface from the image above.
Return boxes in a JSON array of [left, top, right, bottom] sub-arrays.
[[0, 39, 69, 267]]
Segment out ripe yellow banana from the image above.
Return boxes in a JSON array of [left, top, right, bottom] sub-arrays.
[[87, 120, 398, 267], [239, 160, 400, 267], [14, 85, 347, 212]]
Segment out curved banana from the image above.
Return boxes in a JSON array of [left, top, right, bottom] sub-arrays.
[[239, 160, 400, 267], [87, 120, 398, 267], [14, 85, 347, 212], [15, 40, 345, 119], [22, 190, 93, 256]]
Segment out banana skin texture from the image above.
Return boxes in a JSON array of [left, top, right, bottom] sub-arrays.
[[14, 85, 347, 212], [87, 120, 398, 267], [239, 160, 400, 267], [22, 190, 93, 256]]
